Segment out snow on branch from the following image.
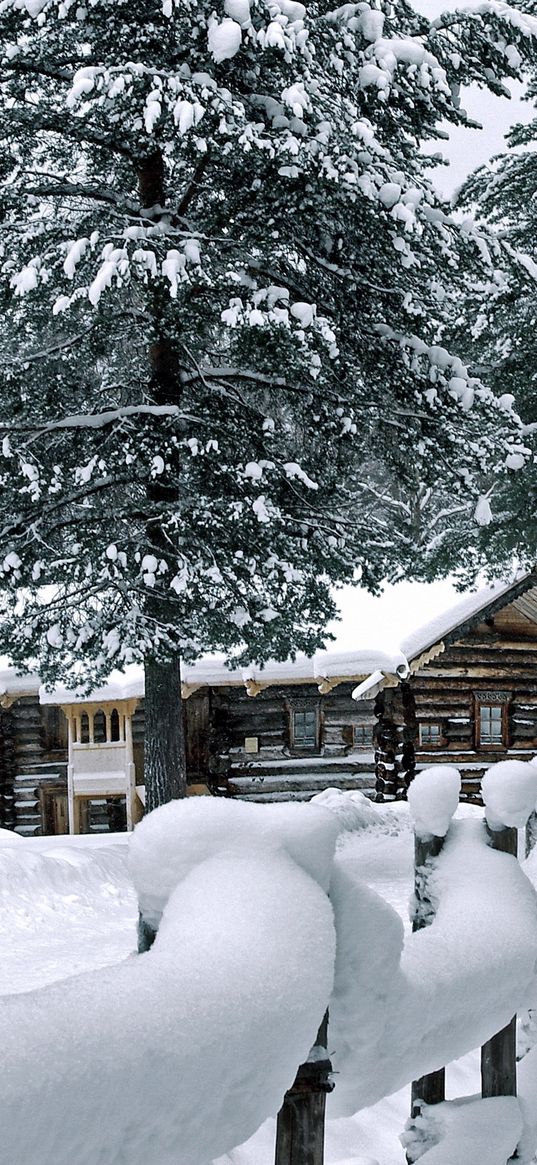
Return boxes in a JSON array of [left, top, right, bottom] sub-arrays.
[[431, 3, 537, 40], [0, 405, 183, 434]]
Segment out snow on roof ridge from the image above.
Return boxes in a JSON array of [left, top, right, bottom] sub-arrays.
[[401, 569, 533, 662], [38, 646, 409, 705]]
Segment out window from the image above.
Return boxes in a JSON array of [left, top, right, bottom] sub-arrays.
[[479, 704, 504, 746], [80, 712, 90, 744], [419, 723, 442, 747], [292, 710, 318, 751], [475, 695, 510, 749], [93, 710, 107, 743], [110, 708, 121, 742], [353, 724, 371, 748]]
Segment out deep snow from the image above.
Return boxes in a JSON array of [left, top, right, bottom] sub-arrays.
[[2, 795, 537, 1165]]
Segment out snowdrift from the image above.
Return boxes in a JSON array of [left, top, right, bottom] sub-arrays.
[[3, 786, 537, 1164], [328, 812, 537, 1116], [0, 801, 337, 1165]]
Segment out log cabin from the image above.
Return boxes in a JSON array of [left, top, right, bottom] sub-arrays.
[[2, 570, 537, 834], [367, 570, 537, 800]]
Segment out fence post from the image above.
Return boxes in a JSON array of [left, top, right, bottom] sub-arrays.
[[274, 1012, 333, 1165], [138, 913, 157, 953], [410, 832, 446, 1119], [481, 821, 518, 1100], [526, 810, 537, 858]]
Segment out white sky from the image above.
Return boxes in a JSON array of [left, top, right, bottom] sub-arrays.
[[414, 0, 533, 196], [327, 578, 468, 651], [330, 1, 532, 652]]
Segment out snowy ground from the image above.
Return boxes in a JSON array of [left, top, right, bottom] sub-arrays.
[[0, 802, 502, 1165], [217, 803, 488, 1165], [0, 833, 136, 994]]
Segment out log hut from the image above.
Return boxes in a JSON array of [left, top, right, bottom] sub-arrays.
[[2, 570, 537, 834], [0, 649, 408, 835], [364, 570, 537, 800]]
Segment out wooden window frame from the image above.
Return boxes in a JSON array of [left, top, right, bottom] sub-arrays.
[[289, 706, 320, 754], [352, 723, 372, 749], [474, 694, 510, 750], [418, 723, 444, 748]]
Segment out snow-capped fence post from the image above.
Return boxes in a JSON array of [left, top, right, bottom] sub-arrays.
[[480, 819, 518, 1100], [407, 767, 461, 1121], [274, 1011, 333, 1165], [480, 760, 537, 1103], [410, 829, 446, 1118]]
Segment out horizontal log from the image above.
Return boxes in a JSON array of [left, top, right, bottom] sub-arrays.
[[415, 668, 537, 679]]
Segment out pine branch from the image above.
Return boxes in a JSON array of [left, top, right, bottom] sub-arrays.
[[0, 404, 185, 434]]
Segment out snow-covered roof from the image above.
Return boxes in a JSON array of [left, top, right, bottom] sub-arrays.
[[401, 571, 536, 663], [39, 647, 409, 706], [39, 667, 144, 706], [8, 570, 537, 708], [349, 570, 537, 702], [0, 667, 40, 705]]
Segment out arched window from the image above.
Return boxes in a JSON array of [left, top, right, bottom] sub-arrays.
[[80, 712, 90, 744], [110, 708, 121, 742], [94, 710, 107, 743]]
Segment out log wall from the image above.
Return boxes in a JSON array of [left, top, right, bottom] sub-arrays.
[[413, 604, 537, 798], [4, 696, 69, 835], [210, 683, 374, 765]]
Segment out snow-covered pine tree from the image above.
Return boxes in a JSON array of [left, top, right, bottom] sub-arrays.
[[0, 0, 535, 807], [449, 0, 537, 573]]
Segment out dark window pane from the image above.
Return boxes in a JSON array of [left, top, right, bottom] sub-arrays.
[[420, 724, 442, 744], [293, 710, 317, 749], [94, 710, 106, 743], [111, 708, 120, 742]]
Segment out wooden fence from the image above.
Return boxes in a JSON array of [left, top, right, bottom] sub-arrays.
[[136, 805, 531, 1165], [409, 817, 519, 1154], [274, 808, 527, 1165]]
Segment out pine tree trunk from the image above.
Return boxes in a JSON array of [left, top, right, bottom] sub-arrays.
[[138, 149, 188, 811], [144, 655, 187, 812]]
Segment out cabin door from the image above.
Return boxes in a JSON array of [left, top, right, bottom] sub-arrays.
[[185, 694, 210, 783], [40, 783, 69, 835]]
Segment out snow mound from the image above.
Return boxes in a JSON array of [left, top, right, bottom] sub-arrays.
[[407, 766, 461, 838], [311, 787, 383, 831], [0, 826, 22, 846], [1, 815, 336, 1165], [129, 796, 339, 929], [402, 1096, 522, 1165], [328, 818, 537, 1115], [482, 759, 537, 829], [0, 842, 136, 994]]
